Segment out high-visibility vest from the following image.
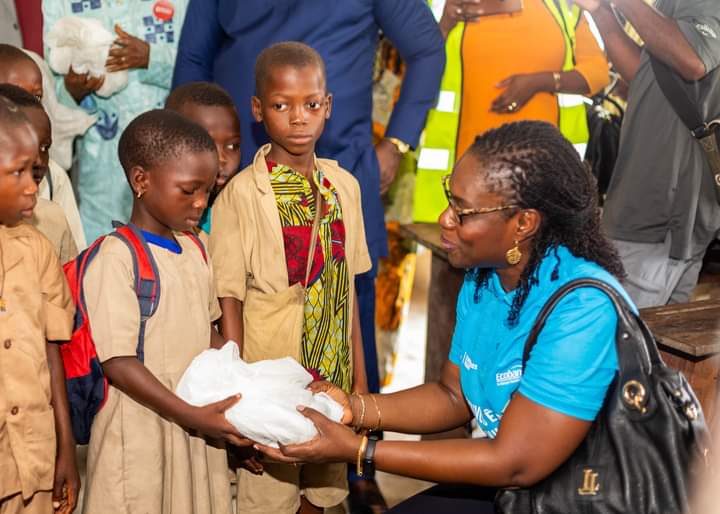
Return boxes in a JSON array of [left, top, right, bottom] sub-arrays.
[[413, 0, 588, 223]]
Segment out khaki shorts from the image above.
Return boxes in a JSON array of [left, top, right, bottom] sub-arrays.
[[0, 491, 52, 514], [236, 462, 348, 514]]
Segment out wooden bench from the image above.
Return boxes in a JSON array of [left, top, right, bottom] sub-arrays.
[[401, 222, 720, 426]]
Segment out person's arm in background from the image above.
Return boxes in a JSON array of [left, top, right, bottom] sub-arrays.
[[576, 0, 707, 82], [172, 0, 223, 87], [491, 16, 610, 113], [372, 0, 446, 193]]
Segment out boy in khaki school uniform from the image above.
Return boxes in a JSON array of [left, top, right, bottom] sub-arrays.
[[210, 42, 371, 514], [0, 98, 78, 513], [80, 110, 248, 514]]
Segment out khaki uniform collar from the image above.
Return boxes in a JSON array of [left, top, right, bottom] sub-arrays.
[[251, 144, 340, 193]]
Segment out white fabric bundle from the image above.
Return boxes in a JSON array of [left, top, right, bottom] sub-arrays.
[[23, 50, 95, 171], [45, 16, 128, 98], [176, 342, 344, 447]]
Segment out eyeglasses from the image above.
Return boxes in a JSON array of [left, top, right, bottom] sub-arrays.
[[442, 174, 518, 225]]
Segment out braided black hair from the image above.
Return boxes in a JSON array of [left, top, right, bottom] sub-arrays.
[[468, 120, 625, 327]]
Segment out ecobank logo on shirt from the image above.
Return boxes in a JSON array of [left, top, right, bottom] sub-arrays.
[[496, 364, 522, 386]]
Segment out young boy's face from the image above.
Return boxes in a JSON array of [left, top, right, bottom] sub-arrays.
[[133, 149, 218, 234], [20, 106, 52, 185], [0, 123, 39, 226], [0, 58, 43, 100], [251, 64, 331, 159], [175, 103, 241, 195]]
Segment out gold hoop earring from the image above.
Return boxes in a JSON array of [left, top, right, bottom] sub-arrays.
[[136, 189, 144, 199], [505, 240, 522, 266]]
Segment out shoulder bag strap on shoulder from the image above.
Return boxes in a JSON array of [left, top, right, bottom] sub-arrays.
[[521, 278, 656, 380], [650, 56, 720, 204]]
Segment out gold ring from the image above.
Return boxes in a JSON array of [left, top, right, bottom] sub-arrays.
[[507, 101, 518, 112]]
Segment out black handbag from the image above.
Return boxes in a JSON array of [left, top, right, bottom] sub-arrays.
[[495, 278, 711, 514]]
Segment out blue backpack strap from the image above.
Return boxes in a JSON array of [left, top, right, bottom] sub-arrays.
[[108, 222, 161, 364]]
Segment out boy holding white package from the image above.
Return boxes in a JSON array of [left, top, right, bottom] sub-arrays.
[[210, 41, 371, 514], [81, 110, 247, 514]]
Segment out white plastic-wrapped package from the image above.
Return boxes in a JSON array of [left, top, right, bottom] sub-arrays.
[[45, 16, 128, 98], [176, 342, 344, 447]]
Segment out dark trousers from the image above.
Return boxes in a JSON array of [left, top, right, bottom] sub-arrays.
[[355, 270, 380, 394], [387, 484, 497, 513]]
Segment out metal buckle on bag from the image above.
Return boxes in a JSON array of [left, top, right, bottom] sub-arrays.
[[622, 380, 647, 413]]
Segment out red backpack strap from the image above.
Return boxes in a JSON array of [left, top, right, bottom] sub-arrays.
[[109, 223, 161, 364], [183, 231, 208, 263]]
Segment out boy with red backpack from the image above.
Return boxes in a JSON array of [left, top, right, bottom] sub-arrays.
[[74, 110, 248, 514]]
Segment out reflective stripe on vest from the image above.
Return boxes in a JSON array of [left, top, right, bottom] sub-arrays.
[[413, 0, 588, 223]]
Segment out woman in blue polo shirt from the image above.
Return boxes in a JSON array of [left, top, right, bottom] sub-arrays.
[[258, 120, 631, 512]]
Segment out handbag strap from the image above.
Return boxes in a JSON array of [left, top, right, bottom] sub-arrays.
[[521, 278, 659, 383], [650, 56, 720, 204], [302, 190, 323, 289]]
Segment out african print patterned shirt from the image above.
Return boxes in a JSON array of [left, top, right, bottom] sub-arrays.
[[267, 160, 351, 392]]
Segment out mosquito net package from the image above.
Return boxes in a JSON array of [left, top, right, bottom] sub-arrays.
[[176, 342, 343, 447]]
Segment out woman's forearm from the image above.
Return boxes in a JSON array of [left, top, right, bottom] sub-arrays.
[[352, 362, 472, 434]]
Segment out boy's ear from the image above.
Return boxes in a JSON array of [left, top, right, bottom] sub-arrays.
[[251, 96, 263, 123], [325, 93, 333, 120], [129, 165, 149, 197]]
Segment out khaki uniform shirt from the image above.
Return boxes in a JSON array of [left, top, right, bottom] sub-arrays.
[[0, 223, 74, 500], [39, 159, 86, 251], [210, 145, 372, 357], [28, 198, 78, 265], [82, 233, 231, 514]]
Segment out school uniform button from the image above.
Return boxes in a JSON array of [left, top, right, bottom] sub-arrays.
[[10, 406, 18, 415], [3, 339, 10, 349]]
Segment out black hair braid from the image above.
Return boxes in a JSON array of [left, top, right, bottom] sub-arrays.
[[468, 121, 625, 327]]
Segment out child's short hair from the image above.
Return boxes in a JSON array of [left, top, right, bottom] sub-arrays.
[[118, 109, 216, 176], [0, 44, 35, 70], [165, 81, 236, 111], [254, 41, 326, 96], [0, 83, 43, 109], [0, 96, 30, 146]]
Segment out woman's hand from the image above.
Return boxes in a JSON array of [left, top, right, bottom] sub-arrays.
[[308, 380, 353, 425], [105, 24, 150, 72], [491, 73, 549, 114], [64, 68, 105, 103], [255, 406, 362, 464], [439, 0, 484, 39], [181, 394, 252, 447]]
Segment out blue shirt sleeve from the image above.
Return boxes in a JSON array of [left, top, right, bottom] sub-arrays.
[[518, 287, 619, 421], [172, 0, 222, 87], [448, 274, 475, 367], [373, 0, 446, 148]]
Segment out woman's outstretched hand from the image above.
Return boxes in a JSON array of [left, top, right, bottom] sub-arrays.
[[255, 406, 361, 464], [308, 380, 354, 425]]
